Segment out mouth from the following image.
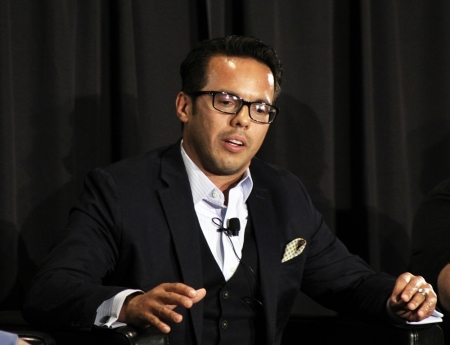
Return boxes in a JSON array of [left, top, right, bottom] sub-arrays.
[[226, 139, 244, 146], [222, 135, 247, 153]]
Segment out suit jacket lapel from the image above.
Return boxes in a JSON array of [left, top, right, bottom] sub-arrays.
[[248, 185, 280, 344], [157, 143, 204, 344]]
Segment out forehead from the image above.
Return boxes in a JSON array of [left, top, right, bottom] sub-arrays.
[[204, 55, 275, 99]]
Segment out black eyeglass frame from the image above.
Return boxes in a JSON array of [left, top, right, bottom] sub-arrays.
[[188, 90, 279, 124]]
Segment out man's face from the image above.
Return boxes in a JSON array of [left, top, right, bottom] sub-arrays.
[[176, 55, 275, 179]]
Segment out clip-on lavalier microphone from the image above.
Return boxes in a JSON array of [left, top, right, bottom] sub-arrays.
[[212, 217, 241, 236]]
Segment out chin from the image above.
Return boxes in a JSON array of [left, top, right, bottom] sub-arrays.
[[205, 163, 240, 176]]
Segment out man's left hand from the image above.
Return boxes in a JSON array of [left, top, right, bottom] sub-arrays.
[[389, 272, 437, 321]]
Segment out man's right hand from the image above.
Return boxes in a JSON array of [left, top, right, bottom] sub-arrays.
[[118, 283, 206, 333]]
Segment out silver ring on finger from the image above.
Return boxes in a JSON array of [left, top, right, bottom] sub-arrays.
[[417, 288, 428, 298]]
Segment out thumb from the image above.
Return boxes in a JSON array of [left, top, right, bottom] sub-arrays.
[[191, 288, 206, 303]]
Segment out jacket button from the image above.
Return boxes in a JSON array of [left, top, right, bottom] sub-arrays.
[[222, 291, 229, 299], [221, 320, 228, 329]]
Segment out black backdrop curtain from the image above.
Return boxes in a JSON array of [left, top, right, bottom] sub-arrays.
[[1, 0, 450, 316]]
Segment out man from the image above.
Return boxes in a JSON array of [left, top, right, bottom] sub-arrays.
[[24, 36, 436, 345]]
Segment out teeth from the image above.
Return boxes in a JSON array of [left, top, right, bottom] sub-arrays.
[[228, 139, 243, 146]]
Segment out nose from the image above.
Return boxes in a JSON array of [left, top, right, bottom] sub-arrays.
[[230, 104, 251, 128]]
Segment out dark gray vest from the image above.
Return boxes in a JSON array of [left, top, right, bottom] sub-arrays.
[[200, 218, 264, 345]]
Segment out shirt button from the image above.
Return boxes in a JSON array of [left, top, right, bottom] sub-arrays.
[[230, 266, 236, 273], [221, 320, 228, 329], [212, 190, 219, 198], [222, 291, 229, 299]]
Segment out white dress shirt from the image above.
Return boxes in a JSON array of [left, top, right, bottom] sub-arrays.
[[181, 142, 253, 281]]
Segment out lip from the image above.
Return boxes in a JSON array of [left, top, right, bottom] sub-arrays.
[[222, 135, 247, 153]]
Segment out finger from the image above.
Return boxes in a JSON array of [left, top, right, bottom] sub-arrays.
[[400, 276, 427, 303], [157, 304, 183, 323], [406, 288, 428, 311], [156, 289, 205, 326], [146, 311, 172, 333], [144, 304, 182, 333], [191, 288, 207, 303], [159, 291, 195, 308], [392, 272, 412, 293], [391, 273, 426, 303], [163, 282, 198, 298], [414, 286, 437, 320], [390, 272, 413, 303], [160, 284, 205, 308], [418, 294, 437, 319]]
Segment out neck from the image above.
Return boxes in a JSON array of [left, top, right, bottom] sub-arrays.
[[207, 174, 242, 206]]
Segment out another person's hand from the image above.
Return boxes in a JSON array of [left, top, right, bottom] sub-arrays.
[[388, 272, 437, 321], [118, 282, 206, 333]]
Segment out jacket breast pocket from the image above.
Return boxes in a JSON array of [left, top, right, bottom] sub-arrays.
[[279, 251, 306, 279]]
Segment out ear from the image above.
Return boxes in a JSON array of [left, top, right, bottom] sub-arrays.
[[176, 92, 191, 123]]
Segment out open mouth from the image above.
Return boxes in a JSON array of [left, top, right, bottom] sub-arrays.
[[227, 139, 244, 146]]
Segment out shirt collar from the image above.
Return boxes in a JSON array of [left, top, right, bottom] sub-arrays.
[[180, 141, 253, 205]]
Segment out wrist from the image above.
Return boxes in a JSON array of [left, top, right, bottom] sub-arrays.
[[118, 292, 141, 323]]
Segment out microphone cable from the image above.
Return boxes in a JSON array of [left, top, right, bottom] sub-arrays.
[[212, 217, 264, 309]]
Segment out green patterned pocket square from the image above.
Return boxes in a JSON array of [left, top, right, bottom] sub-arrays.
[[281, 238, 307, 263]]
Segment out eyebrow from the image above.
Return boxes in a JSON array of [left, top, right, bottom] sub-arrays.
[[219, 90, 272, 105]]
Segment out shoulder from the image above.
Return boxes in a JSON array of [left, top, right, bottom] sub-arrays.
[[251, 156, 296, 179], [250, 156, 313, 207], [84, 142, 182, 192], [104, 143, 177, 174], [251, 156, 305, 190]]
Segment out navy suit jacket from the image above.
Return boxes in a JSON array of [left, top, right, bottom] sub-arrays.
[[24, 141, 396, 345]]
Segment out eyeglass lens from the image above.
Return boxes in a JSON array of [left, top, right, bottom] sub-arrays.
[[213, 92, 276, 123]]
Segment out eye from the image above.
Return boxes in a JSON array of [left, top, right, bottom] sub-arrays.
[[215, 93, 239, 109], [253, 104, 270, 115]]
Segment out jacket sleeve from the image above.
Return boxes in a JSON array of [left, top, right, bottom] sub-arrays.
[[23, 168, 127, 330], [294, 177, 396, 318]]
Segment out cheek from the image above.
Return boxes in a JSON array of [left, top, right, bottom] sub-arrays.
[[206, 117, 227, 137], [195, 119, 222, 148], [201, 121, 216, 139], [253, 128, 269, 149]]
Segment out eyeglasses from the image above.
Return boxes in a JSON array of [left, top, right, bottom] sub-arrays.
[[189, 91, 279, 124]]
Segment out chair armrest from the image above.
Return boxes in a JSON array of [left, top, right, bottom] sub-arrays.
[[48, 325, 169, 345], [24, 325, 169, 345], [112, 325, 168, 345], [282, 315, 444, 345]]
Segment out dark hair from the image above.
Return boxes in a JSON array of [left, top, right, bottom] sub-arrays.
[[180, 36, 283, 99]]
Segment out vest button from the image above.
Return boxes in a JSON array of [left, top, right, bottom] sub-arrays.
[[222, 290, 229, 299], [221, 320, 228, 329]]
